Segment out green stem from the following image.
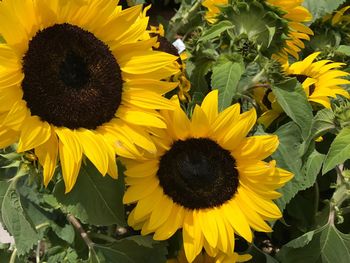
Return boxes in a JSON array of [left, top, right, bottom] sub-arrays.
[[166, 0, 203, 40], [329, 165, 350, 224], [67, 214, 94, 249], [36, 240, 41, 263], [90, 233, 118, 243], [9, 248, 17, 263]]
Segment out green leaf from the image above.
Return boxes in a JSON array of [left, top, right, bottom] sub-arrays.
[[311, 108, 336, 140], [277, 223, 350, 263], [91, 236, 167, 263], [187, 59, 212, 95], [272, 79, 313, 140], [323, 126, 350, 174], [337, 45, 350, 56], [1, 179, 39, 256], [211, 58, 244, 111], [199, 21, 234, 42], [302, 150, 325, 189], [53, 160, 126, 226], [303, 0, 346, 22], [273, 122, 304, 210]]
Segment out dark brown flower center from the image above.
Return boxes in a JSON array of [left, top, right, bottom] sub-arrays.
[[22, 23, 122, 129], [157, 138, 239, 209], [290, 74, 316, 95]]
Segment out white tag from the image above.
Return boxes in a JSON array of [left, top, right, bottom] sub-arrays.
[[172, 39, 186, 54]]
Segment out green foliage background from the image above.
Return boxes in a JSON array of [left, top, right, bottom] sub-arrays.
[[1, 0, 350, 262]]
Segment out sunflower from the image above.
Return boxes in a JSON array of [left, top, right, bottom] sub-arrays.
[[266, 0, 313, 63], [0, 0, 180, 192], [253, 87, 284, 128], [202, 0, 313, 63], [202, 0, 228, 23], [149, 24, 191, 102], [167, 248, 252, 263], [323, 5, 350, 26], [255, 52, 350, 127], [286, 52, 350, 108], [123, 90, 293, 262]]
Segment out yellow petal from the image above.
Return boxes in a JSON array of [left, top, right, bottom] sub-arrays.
[[183, 211, 204, 262], [18, 116, 51, 152], [35, 129, 58, 187], [221, 109, 257, 149], [75, 129, 108, 176], [235, 192, 273, 232], [56, 129, 83, 193], [124, 79, 178, 95], [223, 200, 253, 242], [119, 50, 177, 74], [117, 107, 166, 128], [123, 177, 159, 203], [2, 100, 28, 131], [191, 105, 209, 138], [198, 209, 218, 248], [122, 89, 175, 110], [154, 204, 185, 240], [232, 135, 279, 161], [201, 89, 219, 125], [145, 195, 173, 232]]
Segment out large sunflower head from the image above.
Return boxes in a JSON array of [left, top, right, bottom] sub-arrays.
[[286, 52, 350, 108], [201, 0, 313, 63], [123, 90, 293, 262], [149, 24, 191, 102], [167, 248, 252, 263], [0, 0, 180, 192]]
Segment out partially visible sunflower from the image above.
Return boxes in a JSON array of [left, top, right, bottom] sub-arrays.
[[323, 5, 350, 26], [149, 24, 191, 102], [202, 0, 313, 63], [286, 52, 350, 107], [255, 52, 350, 127], [123, 90, 293, 262], [202, 0, 228, 23], [253, 87, 283, 128], [167, 249, 252, 263], [267, 0, 313, 63], [0, 0, 179, 192]]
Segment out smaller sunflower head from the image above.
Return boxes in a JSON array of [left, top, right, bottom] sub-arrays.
[[267, 0, 313, 62], [202, 0, 228, 23], [149, 25, 191, 102], [333, 99, 350, 129], [122, 90, 293, 262], [286, 52, 350, 108], [253, 86, 284, 128], [168, 248, 252, 263]]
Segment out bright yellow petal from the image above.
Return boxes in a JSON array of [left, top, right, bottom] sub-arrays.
[[17, 116, 51, 152], [35, 129, 58, 187], [75, 129, 109, 176]]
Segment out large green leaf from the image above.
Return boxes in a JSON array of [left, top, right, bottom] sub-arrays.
[[272, 79, 313, 140], [53, 160, 126, 226], [310, 108, 336, 140], [323, 126, 350, 174], [1, 178, 39, 256], [337, 45, 350, 56], [90, 236, 167, 263], [198, 20, 234, 42], [277, 223, 350, 263], [211, 58, 244, 111], [187, 59, 212, 95], [275, 135, 324, 211], [303, 0, 346, 22]]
